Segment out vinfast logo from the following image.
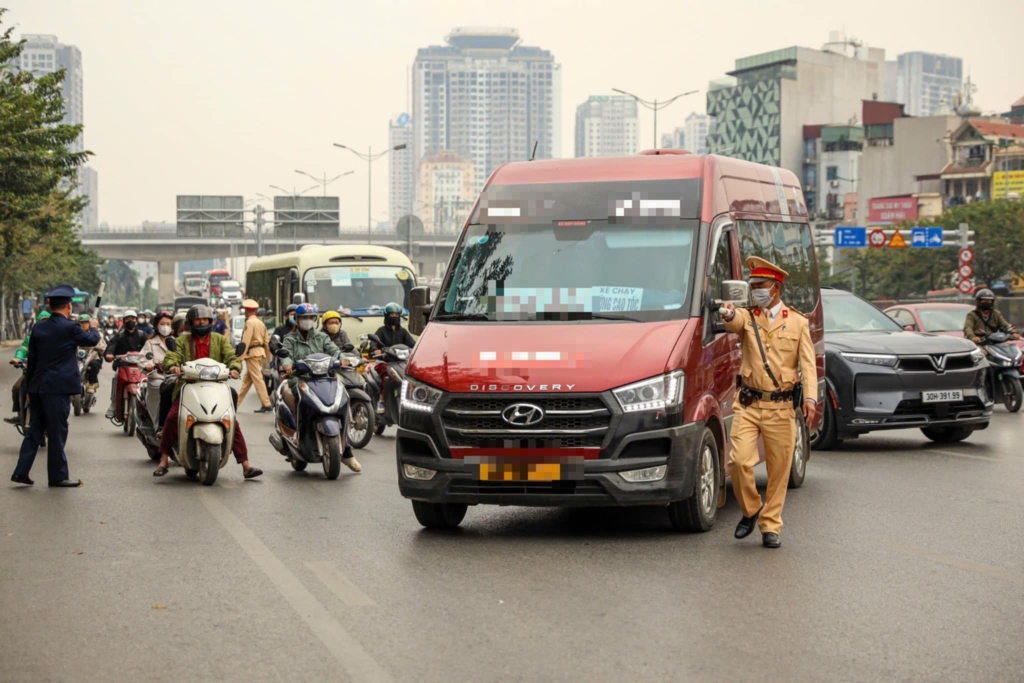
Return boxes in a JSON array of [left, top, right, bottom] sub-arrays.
[[469, 384, 577, 392]]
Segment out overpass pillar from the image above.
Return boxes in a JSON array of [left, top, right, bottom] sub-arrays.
[[158, 260, 176, 306]]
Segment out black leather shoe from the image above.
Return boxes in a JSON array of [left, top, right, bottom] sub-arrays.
[[11, 473, 33, 486], [762, 532, 781, 548], [254, 406, 273, 413], [48, 479, 82, 488], [734, 505, 763, 539]]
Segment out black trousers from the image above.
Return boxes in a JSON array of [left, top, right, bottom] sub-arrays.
[[14, 394, 71, 483], [158, 379, 175, 428], [86, 359, 103, 384]]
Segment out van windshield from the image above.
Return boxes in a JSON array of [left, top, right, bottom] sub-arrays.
[[438, 220, 698, 322], [303, 265, 415, 315]]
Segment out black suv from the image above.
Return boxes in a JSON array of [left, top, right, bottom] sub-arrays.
[[812, 288, 991, 449]]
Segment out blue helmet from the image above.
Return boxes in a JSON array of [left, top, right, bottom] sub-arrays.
[[384, 302, 403, 315], [295, 303, 319, 317]]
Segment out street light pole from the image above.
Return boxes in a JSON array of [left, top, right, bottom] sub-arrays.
[[294, 169, 355, 197], [333, 142, 408, 244], [612, 88, 698, 149]]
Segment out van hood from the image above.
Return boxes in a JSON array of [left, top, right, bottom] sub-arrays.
[[408, 321, 687, 393]]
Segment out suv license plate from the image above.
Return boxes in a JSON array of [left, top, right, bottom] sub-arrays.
[[922, 390, 963, 403]]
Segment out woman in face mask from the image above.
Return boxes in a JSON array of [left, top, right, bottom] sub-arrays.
[[321, 310, 352, 348], [142, 312, 178, 432]]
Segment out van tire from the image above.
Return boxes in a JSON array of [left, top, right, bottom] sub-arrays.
[[412, 501, 468, 529], [668, 428, 719, 533], [789, 412, 810, 489]]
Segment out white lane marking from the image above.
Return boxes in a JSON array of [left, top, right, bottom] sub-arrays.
[[883, 541, 1024, 585], [202, 494, 392, 682], [306, 561, 376, 607], [925, 449, 999, 462]]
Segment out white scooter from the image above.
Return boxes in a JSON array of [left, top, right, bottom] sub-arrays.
[[171, 357, 236, 486]]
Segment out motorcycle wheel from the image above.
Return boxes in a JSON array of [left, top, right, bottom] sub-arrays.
[[126, 400, 136, 437], [348, 401, 374, 449], [290, 459, 308, 472], [1002, 377, 1023, 412], [374, 423, 386, 436], [323, 436, 342, 480], [199, 442, 220, 486], [72, 395, 82, 417]]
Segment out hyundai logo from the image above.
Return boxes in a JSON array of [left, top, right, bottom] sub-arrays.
[[501, 403, 545, 426]]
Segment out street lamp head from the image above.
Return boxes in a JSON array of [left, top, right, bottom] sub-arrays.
[[392, 143, 407, 151], [333, 143, 347, 150]]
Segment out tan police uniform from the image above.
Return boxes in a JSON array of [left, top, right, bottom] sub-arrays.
[[236, 299, 272, 409], [723, 257, 817, 537]]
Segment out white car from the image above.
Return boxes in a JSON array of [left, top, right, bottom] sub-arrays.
[[231, 315, 246, 347], [218, 280, 243, 306]]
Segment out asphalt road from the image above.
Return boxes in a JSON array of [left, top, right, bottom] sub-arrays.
[[2, 348, 1023, 683]]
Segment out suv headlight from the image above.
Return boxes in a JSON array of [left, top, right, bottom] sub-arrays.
[[613, 371, 684, 413], [840, 352, 898, 367], [401, 378, 443, 413]]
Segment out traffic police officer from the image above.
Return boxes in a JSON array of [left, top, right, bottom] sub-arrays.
[[720, 257, 817, 548], [11, 285, 100, 487]]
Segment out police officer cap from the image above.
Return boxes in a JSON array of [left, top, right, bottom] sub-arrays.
[[243, 298, 259, 310], [745, 256, 788, 285], [46, 284, 77, 299]]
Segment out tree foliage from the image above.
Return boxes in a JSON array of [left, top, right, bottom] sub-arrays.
[[0, 8, 100, 320], [823, 201, 1024, 301]]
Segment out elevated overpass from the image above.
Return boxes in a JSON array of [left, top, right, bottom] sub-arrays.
[[80, 228, 460, 303]]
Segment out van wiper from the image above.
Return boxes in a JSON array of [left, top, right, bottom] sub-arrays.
[[432, 313, 491, 322], [586, 312, 642, 322]]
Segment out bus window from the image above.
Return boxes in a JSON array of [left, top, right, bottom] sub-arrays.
[[302, 265, 415, 315]]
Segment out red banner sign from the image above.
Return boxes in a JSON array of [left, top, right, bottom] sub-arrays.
[[868, 196, 918, 223]]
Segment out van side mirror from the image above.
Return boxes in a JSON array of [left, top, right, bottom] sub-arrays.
[[408, 286, 432, 336]]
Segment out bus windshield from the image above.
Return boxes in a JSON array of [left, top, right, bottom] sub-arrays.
[[437, 220, 697, 322], [303, 265, 415, 315]]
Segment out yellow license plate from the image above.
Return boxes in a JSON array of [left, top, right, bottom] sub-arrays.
[[479, 462, 561, 482]]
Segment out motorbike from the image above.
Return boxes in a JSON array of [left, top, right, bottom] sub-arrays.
[[108, 352, 144, 436], [71, 349, 98, 416], [9, 360, 41, 444], [168, 357, 236, 485], [337, 344, 375, 449], [133, 353, 167, 461], [366, 334, 410, 435], [268, 350, 352, 479], [979, 331, 1023, 412]]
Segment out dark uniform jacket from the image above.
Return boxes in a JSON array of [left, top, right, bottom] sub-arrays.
[[964, 308, 1012, 339], [24, 313, 100, 395]]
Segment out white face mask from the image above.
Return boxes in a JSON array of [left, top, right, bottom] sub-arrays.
[[298, 319, 315, 331], [158, 325, 172, 337], [751, 287, 774, 308]]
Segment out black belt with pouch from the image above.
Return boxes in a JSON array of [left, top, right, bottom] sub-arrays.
[[743, 310, 803, 410]]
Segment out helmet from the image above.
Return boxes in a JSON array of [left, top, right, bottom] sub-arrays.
[[186, 304, 215, 337], [384, 302, 403, 315], [265, 308, 274, 317], [144, 309, 154, 317], [975, 288, 995, 301], [321, 310, 342, 323], [256, 307, 265, 315], [172, 312, 187, 328], [78, 313, 91, 322], [36, 310, 51, 323], [123, 309, 138, 320], [285, 304, 299, 315], [295, 303, 318, 317]]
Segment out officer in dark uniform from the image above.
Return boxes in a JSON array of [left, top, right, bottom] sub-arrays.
[[11, 285, 100, 487]]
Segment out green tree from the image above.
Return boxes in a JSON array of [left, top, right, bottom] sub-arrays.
[[100, 259, 141, 306], [0, 8, 99, 330]]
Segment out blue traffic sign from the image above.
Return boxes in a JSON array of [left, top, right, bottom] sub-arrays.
[[911, 227, 944, 248], [834, 227, 866, 247]]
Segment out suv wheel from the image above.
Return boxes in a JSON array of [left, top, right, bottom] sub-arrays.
[[921, 426, 972, 444], [809, 395, 838, 451], [668, 428, 719, 533]]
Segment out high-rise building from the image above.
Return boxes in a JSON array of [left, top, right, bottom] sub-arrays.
[[418, 151, 475, 234], [388, 114, 415, 227], [684, 112, 712, 154], [412, 27, 560, 196], [891, 52, 963, 117], [707, 35, 886, 179], [574, 95, 639, 158], [16, 34, 96, 227]]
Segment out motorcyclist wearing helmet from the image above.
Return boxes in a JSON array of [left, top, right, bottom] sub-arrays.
[[5, 309, 50, 424], [79, 314, 106, 394], [321, 310, 352, 348], [104, 309, 149, 419], [171, 312, 188, 337], [279, 303, 360, 472], [153, 305, 262, 479], [965, 289, 1020, 343], [137, 310, 155, 337], [271, 304, 299, 352], [373, 302, 415, 350]]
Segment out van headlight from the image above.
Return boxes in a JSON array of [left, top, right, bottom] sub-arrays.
[[401, 378, 443, 413], [612, 371, 684, 413]]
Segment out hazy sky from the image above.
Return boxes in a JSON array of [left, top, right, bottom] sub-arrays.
[[6, 0, 1021, 228]]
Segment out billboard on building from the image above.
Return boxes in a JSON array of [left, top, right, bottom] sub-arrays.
[[993, 171, 1024, 200], [868, 195, 918, 224], [273, 196, 340, 239], [176, 195, 244, 237]]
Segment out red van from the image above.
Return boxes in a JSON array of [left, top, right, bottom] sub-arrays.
[[399, 151, 824, 531]]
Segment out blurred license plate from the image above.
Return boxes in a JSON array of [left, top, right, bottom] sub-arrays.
[[922, 390, 962, 403], [479, 462, 561, 481]]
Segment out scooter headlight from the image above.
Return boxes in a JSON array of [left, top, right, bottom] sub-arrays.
[[401, 378, 443, 413], [198, 365, 221, 381], [393, 348, 411, 361], [305, 357, 332, 376]]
